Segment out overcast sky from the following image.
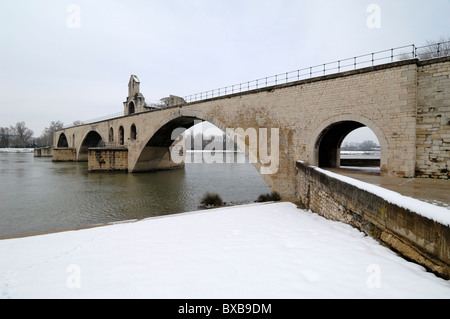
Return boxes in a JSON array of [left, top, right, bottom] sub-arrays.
[[1, 0, 449, 143]]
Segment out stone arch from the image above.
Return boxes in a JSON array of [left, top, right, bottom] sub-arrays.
[[78, 131, 104, 161], [128, 101, 135, 115], [57, 133, 69, 148], [130, 109, 274, 189], [130, 124, 137, 140], [308, 114, 389, 174], [109, 127, 114, 143], [119, 126, 125, 145]]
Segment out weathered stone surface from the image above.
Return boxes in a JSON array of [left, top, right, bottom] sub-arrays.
[[52, 148, 76, 162], [295, 161, 450, 280], [88, 148, 128, 172], [54, 57, 450, 199]]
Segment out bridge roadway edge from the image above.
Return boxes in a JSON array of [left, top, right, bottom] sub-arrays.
[[295, 161, 450, 280]]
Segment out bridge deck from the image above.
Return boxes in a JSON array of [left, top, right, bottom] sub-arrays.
[[327, 168, 450, 209]]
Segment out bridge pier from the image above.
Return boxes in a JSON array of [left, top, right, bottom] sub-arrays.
[[34, 147, 53, 158], [52, 148, 77, 162], [88, 148, 128, 172], [130, 145, 185, 173]]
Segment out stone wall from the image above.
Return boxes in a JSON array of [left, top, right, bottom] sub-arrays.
[[52, 148, 76, 162], [295, 161, 450, 279], [54, 58, 450, 198], [34, 147, 53, 157], [88, 148, 128, 171], [416, 57, 450, 179]]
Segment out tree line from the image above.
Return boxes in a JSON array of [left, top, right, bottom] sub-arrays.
[[341, 140, 380, 152], [0, 121, 64, 148]]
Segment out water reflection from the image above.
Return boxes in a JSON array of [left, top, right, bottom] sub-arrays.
[[0, 152, 270, 237]]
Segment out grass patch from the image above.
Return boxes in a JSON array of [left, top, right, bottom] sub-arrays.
[[200, 192, 224, 208], [256, 191, 281, 203]]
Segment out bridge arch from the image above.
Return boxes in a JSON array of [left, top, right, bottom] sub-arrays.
[[131, 110, 273, 189], [119, 126, 124, 145], [130, 124, 137, 141], [57, 133, 69, 148], [109, 127, 114, 143], [308, 114, 389, 173], [78, 130, 105, 161], [128, 101, 135, 115]]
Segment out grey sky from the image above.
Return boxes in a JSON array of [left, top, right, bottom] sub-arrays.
[[0, 0, 449, 143]]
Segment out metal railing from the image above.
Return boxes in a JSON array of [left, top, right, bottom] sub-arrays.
[[92, 141, 128, 149], [62, 41, 450, 127], [184, 41, 450, 103], [62, 101, 169, 129]]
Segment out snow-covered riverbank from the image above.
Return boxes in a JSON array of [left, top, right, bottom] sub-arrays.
[[1, 202, 449, 299], [0, 148, 34, 153]]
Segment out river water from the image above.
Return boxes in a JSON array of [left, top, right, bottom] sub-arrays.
[[0, 151, 271, 237]]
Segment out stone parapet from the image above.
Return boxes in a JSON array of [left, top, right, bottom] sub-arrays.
[[295, 161, 450, 279]]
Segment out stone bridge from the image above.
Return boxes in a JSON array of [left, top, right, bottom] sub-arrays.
[[54, 56, 450, 200]]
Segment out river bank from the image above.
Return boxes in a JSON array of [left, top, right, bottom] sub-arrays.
[[1, 202, 449, 299]]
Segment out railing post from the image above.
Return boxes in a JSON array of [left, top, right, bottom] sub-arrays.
[[181, 42, 447, 105]]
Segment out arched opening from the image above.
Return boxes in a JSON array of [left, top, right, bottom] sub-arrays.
[[315, 121, 381, 173], [57, 133, 69, 148], [133, 115, 272, 205], [340, 127, 381, 173], [109, 127, 114, 143], [128, 102, 135, 115], [78, 131, 103, 161], [130, 124, 137, 140], [133, 116, 200, 172], [119, 126, 124, 145]]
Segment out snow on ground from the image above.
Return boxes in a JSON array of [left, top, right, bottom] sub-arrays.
[[1, 202, 449, 299], [311, 165, 450, 227]]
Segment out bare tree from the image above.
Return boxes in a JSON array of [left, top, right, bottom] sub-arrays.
[[399, 36, 450, 60], [39, 121, 64, 147], [416, 36, 450, 60], [10, 122, 34, 147], [0, 127, 11, 148], [72, 120, 83, 126]]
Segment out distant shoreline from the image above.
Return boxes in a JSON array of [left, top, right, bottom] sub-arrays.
[[0, 148, 34, 153]]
